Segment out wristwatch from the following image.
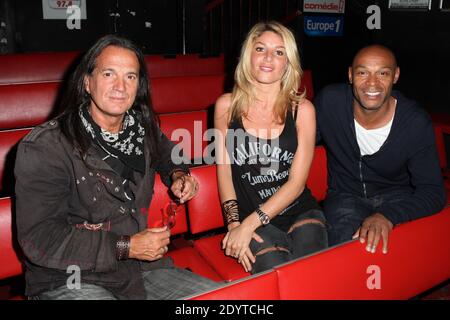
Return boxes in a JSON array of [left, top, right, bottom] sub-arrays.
[[256, 208, 270, 226]]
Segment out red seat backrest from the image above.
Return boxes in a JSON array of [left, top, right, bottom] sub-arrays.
[[190, 270, 280, 300], [0, 51, 80, 85], [159, 111, 207, 162], [301, 70, 314, 101], [0, 129, 32, 196], [151, 75, 225, 114], [0, 197, 23, 280], [0, 52, 224, 84], [275, 207, 450, 299], [0, 83, 61, 130], [146, 54, 224, 78], [307, 145, 328, 201], [147, 174, 188, 236], [151, 74, 225, 162], [187, 165, 224, 234]]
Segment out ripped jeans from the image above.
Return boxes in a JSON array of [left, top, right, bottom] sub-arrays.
[[249, 209, 328, 274]]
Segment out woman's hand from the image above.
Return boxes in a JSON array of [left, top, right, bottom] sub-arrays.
[[171, 174, 199, 203], [222, 223, 264, 272]]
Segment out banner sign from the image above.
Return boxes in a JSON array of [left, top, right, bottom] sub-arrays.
[[42, 0, 87, 19], [303, 0, 345, 14], [304, 16, 344, 37], [388, 0, 431, 10]]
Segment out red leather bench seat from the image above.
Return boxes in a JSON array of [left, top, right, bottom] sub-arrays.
[[274, 207, 450, 300], [0, 54, 226, 198], [189, 207, 450, 300], [159, 111, 208, 162], [167, 247, 223, 282], [301, 70, 314, 101], [151, 75, 225, 114], [306, 145, 327, 202], [0, 51, 80, 85], [190, 270, 280, 300], [0, 83, 61, 130], [188, 165, 250, 281], [147, 174, 223, 282], [146, 54, 224, 78], [0, 197, 23, 280]]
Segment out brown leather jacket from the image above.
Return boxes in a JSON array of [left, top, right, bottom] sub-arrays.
[[15, 119, 187, 299]]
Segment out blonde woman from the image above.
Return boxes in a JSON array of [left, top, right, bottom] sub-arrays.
[[215, 21, 328, 274]]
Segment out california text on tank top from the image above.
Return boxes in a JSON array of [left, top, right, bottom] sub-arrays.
[[226, 110, 321, 232]]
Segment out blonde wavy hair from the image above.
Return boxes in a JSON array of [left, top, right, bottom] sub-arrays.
[[230, 21, 305, 125]]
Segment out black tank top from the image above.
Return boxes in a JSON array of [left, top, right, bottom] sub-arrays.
[[226, 111, 321, 232]]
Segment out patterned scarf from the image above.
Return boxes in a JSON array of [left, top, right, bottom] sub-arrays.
[[79, 107, 146, 174]]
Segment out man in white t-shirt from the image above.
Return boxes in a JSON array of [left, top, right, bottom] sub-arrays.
[[314, 45, 446, 253]]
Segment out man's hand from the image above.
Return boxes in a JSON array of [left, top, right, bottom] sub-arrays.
[[353, 213, 393, 254], [129, 227, 170, 261], [171, 174, 199, 204]]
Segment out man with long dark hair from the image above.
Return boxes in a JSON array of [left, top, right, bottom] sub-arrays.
[[15, 35, 219, 299]]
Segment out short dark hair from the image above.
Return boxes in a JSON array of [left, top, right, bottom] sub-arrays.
[[58, 34, 160, 160]]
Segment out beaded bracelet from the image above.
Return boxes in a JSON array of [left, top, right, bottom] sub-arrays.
[[222, 199, 240, 225], [116, 235, 130, 261]]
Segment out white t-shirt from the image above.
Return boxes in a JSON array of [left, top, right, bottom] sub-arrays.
[[354, 115, 394, 156]]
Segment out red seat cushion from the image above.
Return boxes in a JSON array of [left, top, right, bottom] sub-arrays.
[[0, 53, 224, 84], [166, 246, 223, 282], [190, 270, 280, 300], [193, 234, 250, 281], [0, 197, 23, 280]]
